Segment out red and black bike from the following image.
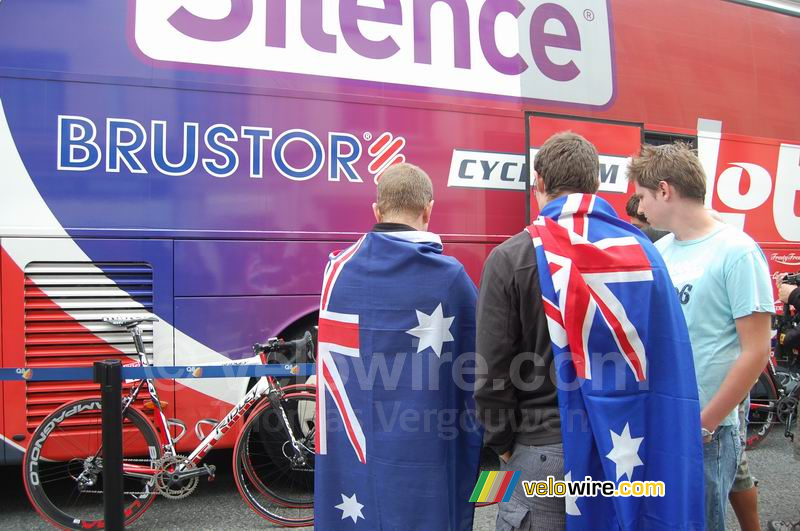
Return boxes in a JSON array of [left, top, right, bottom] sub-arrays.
[[22, 316, 317, 529], [746, 312, 800, 448]]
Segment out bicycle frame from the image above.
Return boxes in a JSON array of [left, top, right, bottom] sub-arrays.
[[185, 375, 276, 466], [749, 348, 800, 444], [750, 349, 783, 413], [119, 324, 310, 478]]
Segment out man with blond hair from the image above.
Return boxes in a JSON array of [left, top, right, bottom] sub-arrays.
[[629, 143, 773, 531], [314, 163, 483, 530]]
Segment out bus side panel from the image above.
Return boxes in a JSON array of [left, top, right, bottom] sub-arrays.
[[0, 241, 3, 465], [173, 294, 320, 452], [443, 243, 498, 287], [174, 240, 344, 298]]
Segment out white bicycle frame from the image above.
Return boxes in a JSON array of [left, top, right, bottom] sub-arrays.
[[119, 323, 313, 476]]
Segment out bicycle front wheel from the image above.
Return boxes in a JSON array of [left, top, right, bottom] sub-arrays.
[[234, 387, 316, 527], [23, 398, 162, 530], [747, 369, 779, 448]]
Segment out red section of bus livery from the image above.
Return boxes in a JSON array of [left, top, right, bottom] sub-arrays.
[[710, 132, 798, 245], [1, 247, 26, 458]]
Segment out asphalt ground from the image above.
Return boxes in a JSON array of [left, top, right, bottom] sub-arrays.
[[1, 435, 798, 530]]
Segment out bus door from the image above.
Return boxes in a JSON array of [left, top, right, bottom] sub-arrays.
[[525, 113, 643, 223]]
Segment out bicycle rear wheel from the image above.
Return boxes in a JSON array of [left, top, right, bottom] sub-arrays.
[[23, 398, 162, 530], [747, 369, 779, 448], [234, 387, 315, 527]]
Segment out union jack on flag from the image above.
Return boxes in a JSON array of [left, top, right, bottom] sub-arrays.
[[531, 194, 650, 383], [316, 235, 367, 464], [528, 194, 704, 530]]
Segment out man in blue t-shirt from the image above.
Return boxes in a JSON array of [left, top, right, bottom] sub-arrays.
[[628, 143, 774, 531]]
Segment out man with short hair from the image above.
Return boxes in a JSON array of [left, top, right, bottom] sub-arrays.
[[629, 143, 774, 531], [477, 133, 703, 530], [314, 162, 483, 530]]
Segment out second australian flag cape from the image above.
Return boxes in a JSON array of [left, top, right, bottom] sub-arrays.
[[526, 194, 704, 530], [314, 230, 483, 531]]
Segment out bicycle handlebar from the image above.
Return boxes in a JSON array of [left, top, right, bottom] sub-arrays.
[[252, 330, 315, 363]]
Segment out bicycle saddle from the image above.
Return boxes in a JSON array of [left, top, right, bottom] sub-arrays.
[[103, 315, 159, 328]]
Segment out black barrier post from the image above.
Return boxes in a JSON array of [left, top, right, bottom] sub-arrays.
[[93, 360, 124, 530]]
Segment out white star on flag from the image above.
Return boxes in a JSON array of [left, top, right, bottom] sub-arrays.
[[606, 423, 644, 481], [335, 492, 365, 523], [564, 471, 582, 516], [405, 303, 455, 358]]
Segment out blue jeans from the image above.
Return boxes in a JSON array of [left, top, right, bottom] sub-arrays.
[[703, 424, 741, 531]]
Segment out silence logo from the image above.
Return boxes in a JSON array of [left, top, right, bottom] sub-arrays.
[[132, 1, 614, 107]]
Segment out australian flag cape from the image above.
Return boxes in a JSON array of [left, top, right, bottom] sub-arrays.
[[314, 230, 483, 530], [526, 194, 704, 530]]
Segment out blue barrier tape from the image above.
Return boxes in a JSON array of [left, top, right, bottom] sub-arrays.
[[0, 364, 316, 382]]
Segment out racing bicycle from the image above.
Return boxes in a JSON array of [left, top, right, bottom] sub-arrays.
[[22, 316, 317, 529], [747, 308, 800, 448], [747, 336, 800, 448]]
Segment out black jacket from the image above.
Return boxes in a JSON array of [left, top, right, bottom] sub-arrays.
[[474, 232, 561, 455]]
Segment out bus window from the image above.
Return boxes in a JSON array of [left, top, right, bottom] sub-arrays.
[[644, 131, 698, 149]]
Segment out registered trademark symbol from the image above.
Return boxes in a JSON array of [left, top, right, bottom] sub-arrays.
[[583, 9, 594, 21], [363, 132, 372, 141]]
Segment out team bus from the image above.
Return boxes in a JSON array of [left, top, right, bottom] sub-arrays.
[[1, 0, 798, 464]]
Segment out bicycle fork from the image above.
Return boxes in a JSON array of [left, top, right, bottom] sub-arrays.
[[266, 380, 312, 469]]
